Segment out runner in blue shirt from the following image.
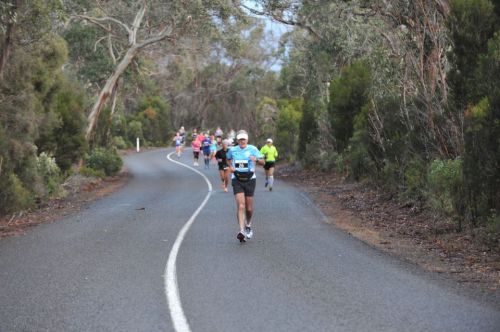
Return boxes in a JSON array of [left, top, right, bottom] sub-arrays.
[[201, 134, 212, 169], [227, 130, 264, 242], [173, 132, 183, 158]]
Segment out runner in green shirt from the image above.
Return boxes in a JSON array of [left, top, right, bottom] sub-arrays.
[[260, 138, 278, 191]]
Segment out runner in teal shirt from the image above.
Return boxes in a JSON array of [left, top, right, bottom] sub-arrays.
[[227, 130, 264, 242]]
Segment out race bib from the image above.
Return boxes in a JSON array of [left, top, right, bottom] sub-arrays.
[[234, 159, 249, 171]]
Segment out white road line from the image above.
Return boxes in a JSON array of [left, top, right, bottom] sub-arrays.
[[165, 151, 213, 332]]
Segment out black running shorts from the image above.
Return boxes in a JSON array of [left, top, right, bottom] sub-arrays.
[[264, 161, 275, 170], [193, 151, 199, 158], [232, 178, 256, 197], [218, 163, 228, 171]]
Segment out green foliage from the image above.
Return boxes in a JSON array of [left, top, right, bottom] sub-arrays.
[[297, 94, 320, 161], [343, 103, 375, 180], [36, 76, 87, 171], [448, 0, 497, 106], [79, 166, 106, 179], [36, 152, 61, 197], [135, 96, 171, 145], [463, 96, 500, 223], [0, 173, 34, 215], [62, 23, 115, 84], [256, 97, 278, 142], [127, 120, 144, 145], [85, 148, 123, 176], [118, 95, 171, 148], [329, 60, 372, 152], [112, 136, 129, 150], [404, 158, 427, 198], [275, 98, 303, 161], [0, 20, 88, 216], [427, 158, 465, 229]]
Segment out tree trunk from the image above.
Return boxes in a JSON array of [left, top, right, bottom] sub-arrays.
[[105, 80, 120, 144], [86, 46, 139, 141], [109, 80, 119, 117], [0, 0, 18, 80]]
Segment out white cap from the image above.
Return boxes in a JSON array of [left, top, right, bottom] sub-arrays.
[[236, 130, 248, 140], [266, 138, 273, 143]]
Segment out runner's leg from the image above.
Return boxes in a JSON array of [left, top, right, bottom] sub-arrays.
[[244, 196, 254, 227], [268, 166, 275, 188], [224, 169, 230, 191], [235, 193, 246, 232], [219, 169, 225, 189]]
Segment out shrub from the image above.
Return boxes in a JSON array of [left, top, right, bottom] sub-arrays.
[[329, 60, 371, 152], [0, 173, 34, 215], [85, 148, 123, 176], [404, 158, 427, 199], [127, 120, 143, 145], [378, 161, 401, 193], [427, 158, 465, 230], [36, 152, 61, 196], [276, 98, 303, 161], [79, 166, 106, 179], [318, 151, 340, 173], [346, 140, 373, 181], [112, 136, 129, 150]]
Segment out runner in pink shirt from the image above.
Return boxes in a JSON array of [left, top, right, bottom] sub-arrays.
[[191, 139, 201, 166]]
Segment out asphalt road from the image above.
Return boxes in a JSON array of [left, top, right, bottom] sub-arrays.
[[0, 148, 499, 332]]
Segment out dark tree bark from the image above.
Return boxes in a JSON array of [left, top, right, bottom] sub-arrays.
[[0, 0, 19, 80]]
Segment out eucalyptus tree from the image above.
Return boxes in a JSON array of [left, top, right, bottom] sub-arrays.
[[0, 0, 63, 79], [159, 15, 279, 134], [245, 0, 459, 161], [65, 0, 244, 142]]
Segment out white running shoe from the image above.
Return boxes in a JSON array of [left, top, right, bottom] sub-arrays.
[[245, 226, 253, 239]]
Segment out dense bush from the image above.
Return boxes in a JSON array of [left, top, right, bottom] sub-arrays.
[[36, 152, 62, 197], [112, 136, 129, 150], [449, 2, 500, 229], [0, 30, 88, 216], [127, 120, 144, 146], [275, 98, 303, 161], [297, 93, 320, 160], [85, 148, 123, 176], [0, 173, 34, 215], [128, 96, 171, 146], [79, 166, 106, 179], [36, 77, 87, 172], [427, 158, 465, 229], [329, 60, 371, 152]]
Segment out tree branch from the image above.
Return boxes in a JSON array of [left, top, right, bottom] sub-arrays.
[[136, 27, 174, 48], [74, 14, 131, 38], [240, 3, 323, 40], [130, 0, 147, 45], [108, 34, 116, 64]]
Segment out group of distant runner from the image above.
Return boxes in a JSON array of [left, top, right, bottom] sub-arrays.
[[172, 126, 278, 243]]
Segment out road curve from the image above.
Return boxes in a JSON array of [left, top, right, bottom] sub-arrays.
[[0, 148, 499, 332]]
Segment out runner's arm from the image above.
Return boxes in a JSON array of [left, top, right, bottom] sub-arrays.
[[250, 149, 265, 166], [226, 150, 235, 172]]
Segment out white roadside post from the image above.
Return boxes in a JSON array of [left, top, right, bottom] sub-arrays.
[[136, 137, 140, 152]]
